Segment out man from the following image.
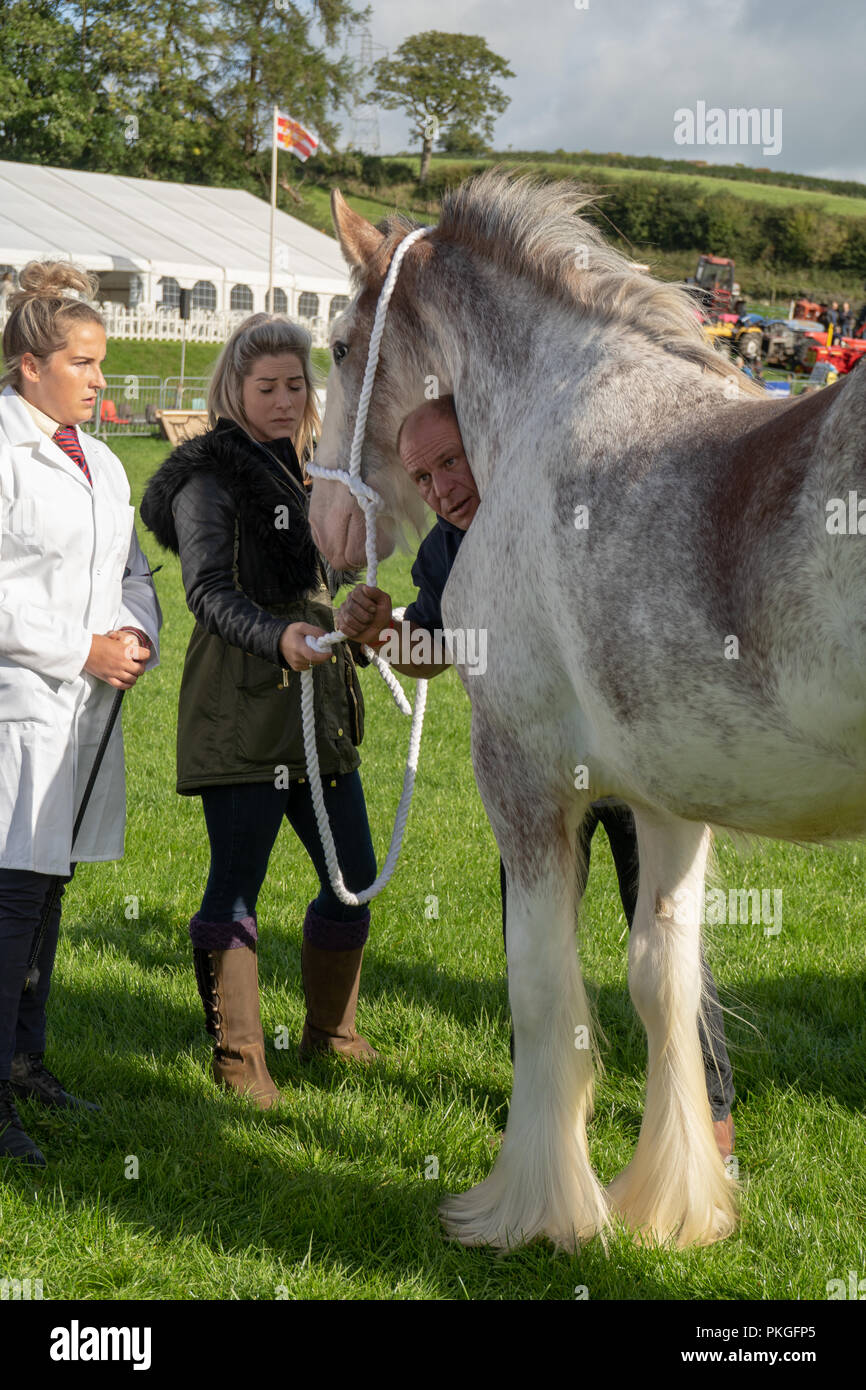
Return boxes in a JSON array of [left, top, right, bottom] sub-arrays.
[[838, 302, 854, 340], [338, 396, 736, 1157]]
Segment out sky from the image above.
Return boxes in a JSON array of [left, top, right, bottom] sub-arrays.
[[337, 0, 866, 184]]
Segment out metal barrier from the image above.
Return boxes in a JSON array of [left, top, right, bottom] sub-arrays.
[[84, 376, 211, 436], [161, 377, 211, 411], [82, 376, 329, 438], [85, 376, 163, 437]]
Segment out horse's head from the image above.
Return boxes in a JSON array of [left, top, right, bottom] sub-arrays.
[[309, 191, 440, 572]]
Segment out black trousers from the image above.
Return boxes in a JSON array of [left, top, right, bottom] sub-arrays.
[[499, 802, 735, 1120], [0, 866, 76, 1081]]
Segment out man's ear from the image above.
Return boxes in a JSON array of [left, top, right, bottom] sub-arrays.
[[331, 189, 385, 269]]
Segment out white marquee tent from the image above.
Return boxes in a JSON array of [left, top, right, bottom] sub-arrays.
[[0, 160, 352, 324]]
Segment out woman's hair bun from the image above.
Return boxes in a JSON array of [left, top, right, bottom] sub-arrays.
[[13, 260, 99, 307], [0, 260, 104, 391]]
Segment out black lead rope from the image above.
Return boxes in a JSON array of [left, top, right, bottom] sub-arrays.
[[23, 687, 126, 992]]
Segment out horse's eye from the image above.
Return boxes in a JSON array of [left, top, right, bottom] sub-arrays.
[[332, 341, 348, 364]]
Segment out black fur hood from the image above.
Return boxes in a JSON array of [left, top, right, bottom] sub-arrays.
[[139, 418, 325, 598]]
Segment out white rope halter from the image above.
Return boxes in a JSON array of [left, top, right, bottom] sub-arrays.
[[300, 225, 434, 906]]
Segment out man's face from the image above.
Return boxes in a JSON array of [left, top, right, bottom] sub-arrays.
[[398, 404, 479, 530]]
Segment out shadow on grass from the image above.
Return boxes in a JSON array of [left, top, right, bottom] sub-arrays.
[[0, 1071, 690, 1302], [57, 907, 866, 1112], [12, 913, 863, 1298]]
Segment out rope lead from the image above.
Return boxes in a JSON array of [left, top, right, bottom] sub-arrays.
[[300, 225, 434, 906]]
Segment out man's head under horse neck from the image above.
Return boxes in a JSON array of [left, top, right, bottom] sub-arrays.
[[310, 169, 762, 570]]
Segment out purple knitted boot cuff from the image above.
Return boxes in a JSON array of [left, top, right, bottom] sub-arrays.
[[302, 903, 370, 951], [189, 913, 258, 950]]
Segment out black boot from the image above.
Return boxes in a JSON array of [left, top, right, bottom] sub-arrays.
[[0, 1080, 46, 1166], [10, 1052, 100, 1112]]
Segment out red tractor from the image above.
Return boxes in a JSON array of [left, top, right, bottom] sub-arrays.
[[686, 255, 743, 318], [802, 336, 866, 375], [792, 296, 826, 323]]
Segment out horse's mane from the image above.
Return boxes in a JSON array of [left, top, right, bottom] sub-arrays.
[[375, 167, 763, 395]]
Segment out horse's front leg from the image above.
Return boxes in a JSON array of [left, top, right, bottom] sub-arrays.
[[606, 812, 738, 1247], [439, 731, 609, 1250]]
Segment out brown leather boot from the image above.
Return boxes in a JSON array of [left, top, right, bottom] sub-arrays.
[[193, 946, 280, 1109], [299, 940, 379, 1062]]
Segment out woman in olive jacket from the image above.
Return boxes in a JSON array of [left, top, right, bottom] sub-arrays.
[[140, 314, 377, 1108]]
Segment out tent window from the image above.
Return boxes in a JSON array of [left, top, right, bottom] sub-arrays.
[[273, 288, 288, 314], [193, 280, 216, 311], [298, 292, 319, 320], [329, 296, 350, 322], [230, 284, 253, 312], [159, 277, 180, 309]]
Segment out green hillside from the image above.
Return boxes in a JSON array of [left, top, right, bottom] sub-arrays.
[[406, 155, 866, 220], [280, 153, 866, 309]]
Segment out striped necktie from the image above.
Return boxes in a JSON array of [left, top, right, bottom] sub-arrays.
[[52, 425, 93, 486]]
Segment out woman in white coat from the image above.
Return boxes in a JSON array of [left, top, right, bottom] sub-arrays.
[[0, 261, 161, 1166]]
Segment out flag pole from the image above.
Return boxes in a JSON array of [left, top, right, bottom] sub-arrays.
[[268, 105, 278, 313]]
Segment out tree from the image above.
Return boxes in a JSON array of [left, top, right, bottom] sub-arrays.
[[0, 1, 369, 189], [210, 0, 368, 182], [368, 31, 512, 185], [438, 120, 490, 158], [0, 1, 88, 164]]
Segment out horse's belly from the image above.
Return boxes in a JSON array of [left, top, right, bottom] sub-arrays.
[[622, 728, 866, 843]]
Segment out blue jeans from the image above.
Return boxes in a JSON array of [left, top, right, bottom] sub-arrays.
[[198, 772, 376, 925], [0, 866, 75, 1080]]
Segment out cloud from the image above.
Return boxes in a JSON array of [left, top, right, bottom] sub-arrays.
[[354, 0, 866, 182]]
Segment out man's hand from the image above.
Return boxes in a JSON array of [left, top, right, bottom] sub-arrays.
[[85, 631, 150, 689], [279, 622, 334, 672], [336, 585, 393, 649]]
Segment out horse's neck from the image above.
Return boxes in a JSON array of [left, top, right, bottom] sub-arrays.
[[435, 284, 707, 497], [435, 287, 627, 495]]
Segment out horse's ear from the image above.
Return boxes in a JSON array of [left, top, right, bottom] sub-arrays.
[[331, 189, 385, 268]]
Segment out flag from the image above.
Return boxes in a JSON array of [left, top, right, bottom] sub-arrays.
[[275, 111, 319, 162]]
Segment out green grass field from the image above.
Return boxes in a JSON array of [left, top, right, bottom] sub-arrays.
[[95, 343, 332, 391], [0, 436, 864, 1302]]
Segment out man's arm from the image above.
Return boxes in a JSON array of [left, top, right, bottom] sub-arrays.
[[336, 585, 450, 679]]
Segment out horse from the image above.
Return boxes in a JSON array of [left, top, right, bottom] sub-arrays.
[[308, 168, 866, 1251]]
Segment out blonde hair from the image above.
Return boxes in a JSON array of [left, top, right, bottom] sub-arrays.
[[1, 260, 103, 390], [207, 312, 322, 467]]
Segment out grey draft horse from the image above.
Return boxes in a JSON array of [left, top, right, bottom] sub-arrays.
[[309, 169, 866, 1251]]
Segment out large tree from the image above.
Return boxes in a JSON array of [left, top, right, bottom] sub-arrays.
[[0, 1, 89, 163], [210, 0, 368, 185], [0, 0, 368, 188], [368, 31, 513, 184]]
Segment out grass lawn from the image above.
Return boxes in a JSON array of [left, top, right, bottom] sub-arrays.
[[0, 436, 864, 1301], [96, 341, 333, 385]]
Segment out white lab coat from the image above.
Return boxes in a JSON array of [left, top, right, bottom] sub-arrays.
[[0, 385, 162, 875]]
